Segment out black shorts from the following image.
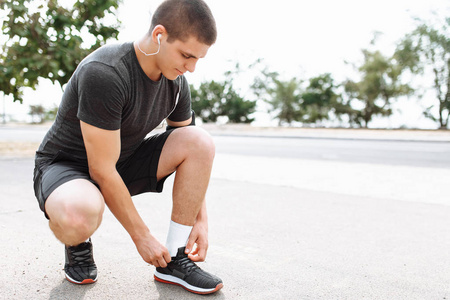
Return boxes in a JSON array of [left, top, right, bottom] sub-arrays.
[[33, 130, 174, 219]]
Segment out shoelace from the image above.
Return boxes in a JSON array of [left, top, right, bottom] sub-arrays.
[[69, 246, 93, 266], [177, 257, 199, 274]]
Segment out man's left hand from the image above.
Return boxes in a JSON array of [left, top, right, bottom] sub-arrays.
[[185, 219, 208, 262]]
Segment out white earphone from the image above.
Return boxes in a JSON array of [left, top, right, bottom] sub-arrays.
[[137, 33, 162, 56]]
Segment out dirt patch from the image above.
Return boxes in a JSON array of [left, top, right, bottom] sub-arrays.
[[0, 142, 40, 157]]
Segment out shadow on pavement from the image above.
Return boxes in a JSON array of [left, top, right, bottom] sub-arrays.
[[154, 280, 226, 299], [48, 279, 95, 300]]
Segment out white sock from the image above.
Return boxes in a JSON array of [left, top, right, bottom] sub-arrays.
[[165, 220, 193, 257]]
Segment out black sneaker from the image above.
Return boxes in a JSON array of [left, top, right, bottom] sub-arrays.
[[64, 238, 98, 284], [154, 247, 223, 294]]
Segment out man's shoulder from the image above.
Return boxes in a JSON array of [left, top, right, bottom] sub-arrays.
[[80, 42, 134, 69], [74, 42, 135, 85]]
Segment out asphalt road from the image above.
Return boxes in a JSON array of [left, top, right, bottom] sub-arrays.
[[213, 135, 450, 169], [1, 126, 450, 299], [0, 126, 48, 142], [2, 124, 449, 168]]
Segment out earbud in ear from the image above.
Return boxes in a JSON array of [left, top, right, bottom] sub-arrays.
[[138, 34, 161, 56]]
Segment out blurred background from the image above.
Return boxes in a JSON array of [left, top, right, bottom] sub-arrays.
[[2, 3, 450, 298], [1, 0, 449, 129]]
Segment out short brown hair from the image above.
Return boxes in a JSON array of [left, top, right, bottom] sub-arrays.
[[150, 0, 217, 45]]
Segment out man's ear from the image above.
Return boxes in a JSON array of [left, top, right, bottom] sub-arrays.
[[151, 25, 167, 44]]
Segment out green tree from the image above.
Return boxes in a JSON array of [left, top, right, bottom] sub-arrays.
[[190, 80, 256, 124], [252, 70, 302, 126], [395, 18, 449, 129], [301, 73, 341, 124], [191, 64, 256, 123], [221, 63, 256, 123], [190, 80, 223, 123], [221, 87, 255, 123], [0, 0, 121, 103], [29, 104, 45, 123], [44, 105, 58, 121], [343, 49, 412, 128]]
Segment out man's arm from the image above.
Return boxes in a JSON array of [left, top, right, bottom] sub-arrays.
[[166, 110, 195, 129], [80, 121, 171, 267]]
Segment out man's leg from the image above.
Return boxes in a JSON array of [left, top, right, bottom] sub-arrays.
[[154, 126, 223, 294], [156, 126, 215, 226], [45, 178, 105, 246], [44, 178, 105, 285]]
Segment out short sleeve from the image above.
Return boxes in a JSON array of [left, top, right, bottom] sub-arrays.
[[76, 62, 126, 130], [167, 75, 192, 122]]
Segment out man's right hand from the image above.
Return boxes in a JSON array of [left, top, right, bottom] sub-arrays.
[[134, 233, 172, 268]]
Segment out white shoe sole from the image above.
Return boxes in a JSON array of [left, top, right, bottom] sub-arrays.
[[65, 273, 97, 285], [154, 270, 223, 294]]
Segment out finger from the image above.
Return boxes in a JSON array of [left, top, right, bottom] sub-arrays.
[[158, 257, 168, 268], [190, 245, 199, 255], [197, 246, 207, 261], [163, 251, 172, 263], [185, 238, 195, 254], [188, 253, 201, 262], [189, 247, 206, 262]]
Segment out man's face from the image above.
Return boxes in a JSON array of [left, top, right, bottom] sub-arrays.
[[157, 35, 211, 80]]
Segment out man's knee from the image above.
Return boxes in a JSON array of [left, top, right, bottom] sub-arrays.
[[46, 179, 105, 239], [177, 126, 215, 159], [53, 200, 104, 235], [159, 127, 215, 179]]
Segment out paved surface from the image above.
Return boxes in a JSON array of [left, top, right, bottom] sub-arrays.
[[1, 124, 450, 299], [2, 123, 450, 143]]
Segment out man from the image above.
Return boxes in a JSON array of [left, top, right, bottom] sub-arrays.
[[33, 0, 223, 295]]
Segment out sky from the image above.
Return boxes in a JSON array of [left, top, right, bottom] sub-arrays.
[[2, 0, 449, 128]]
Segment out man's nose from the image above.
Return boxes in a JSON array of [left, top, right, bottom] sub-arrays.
[[185, 60, 198, 73]]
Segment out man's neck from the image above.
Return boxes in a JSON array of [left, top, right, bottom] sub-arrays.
[[133, 37, 162, 81]]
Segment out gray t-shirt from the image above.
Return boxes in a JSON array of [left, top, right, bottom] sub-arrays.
[[36, 42, 191, 166]]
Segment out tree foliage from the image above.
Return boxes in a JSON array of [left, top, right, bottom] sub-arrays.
[[301, 73, 342, 124], [253, 71, 344, 126], [191, 65, 256, 123], [252, 70, 303, 125], [28, 104, 57, 123], [0, 0, 121, 102], [190, 80, 223, 123], [343, 49, 412, 128], [220, 87, 256, 123], [395, 18, 450, 129], [29, 104, 45, 123]]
